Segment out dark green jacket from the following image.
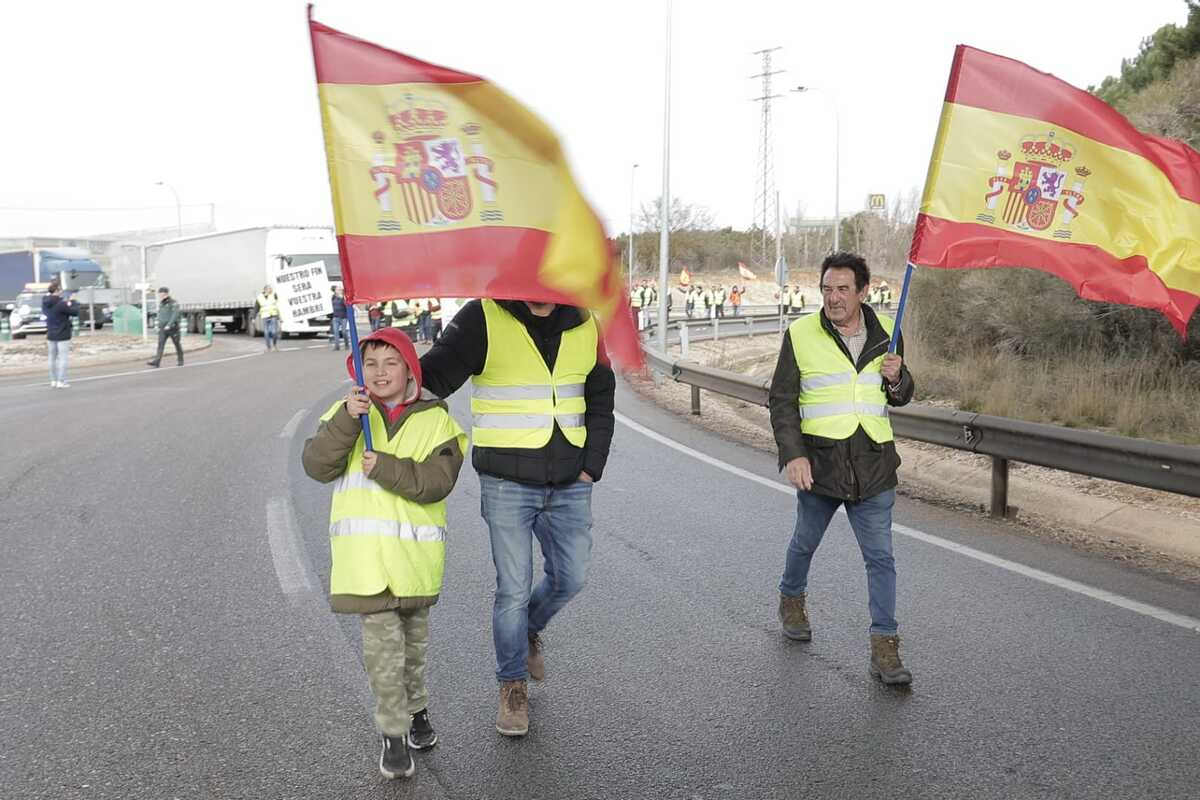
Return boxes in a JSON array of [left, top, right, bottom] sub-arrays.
[[768, 304, 915, 502], [157, 297, 181, 331]]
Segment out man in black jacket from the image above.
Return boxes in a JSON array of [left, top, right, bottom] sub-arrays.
[[420, 298, 615, 737], [768, 252, 916, 685], [43, 281, 78, 388]]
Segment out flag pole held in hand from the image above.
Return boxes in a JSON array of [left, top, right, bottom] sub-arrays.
[[344, 303, 374, 451], [888, 262, 914, 355]]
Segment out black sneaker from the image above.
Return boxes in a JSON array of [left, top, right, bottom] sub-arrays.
[[378, 734, 414, 779], [407, 708, 438, 750]]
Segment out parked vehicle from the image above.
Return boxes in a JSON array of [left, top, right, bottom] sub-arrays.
[[144, 227, 342, 337], [9, 289, 48, 338]]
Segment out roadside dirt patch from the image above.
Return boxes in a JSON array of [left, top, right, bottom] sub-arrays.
[[0, 331, 212, 375], [628, 336, 1200, 584]]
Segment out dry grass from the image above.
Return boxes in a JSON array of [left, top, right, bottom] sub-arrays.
[[906, 333, 1200, 443]]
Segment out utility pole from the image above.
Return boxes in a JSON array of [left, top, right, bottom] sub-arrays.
[[750, 47, 782, 276], [656, 0, 673, 351]]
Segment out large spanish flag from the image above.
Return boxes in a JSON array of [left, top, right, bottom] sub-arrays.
[[308, 11, 641, 366], [910, 45, 1200, 335]]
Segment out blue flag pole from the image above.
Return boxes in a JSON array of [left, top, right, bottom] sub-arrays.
[[887, 262, 915, 355], [344, 303, 374, 451]]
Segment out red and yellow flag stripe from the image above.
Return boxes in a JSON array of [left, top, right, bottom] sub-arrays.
[[308, 14, 639, 366], [910, 46, 1200, 333]]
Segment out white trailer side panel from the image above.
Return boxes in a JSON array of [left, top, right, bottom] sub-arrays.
[[146, 229, 270, 306]]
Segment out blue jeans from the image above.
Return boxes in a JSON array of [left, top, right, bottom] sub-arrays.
[[330, 316, 347, 349], [779, 489, 898, 636], [47, 340, 69, 383], [479, 474, 594, 682], [263, 317, 279, 349]]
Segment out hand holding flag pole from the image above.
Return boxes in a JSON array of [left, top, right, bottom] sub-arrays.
[[344, 303, 374, 452]]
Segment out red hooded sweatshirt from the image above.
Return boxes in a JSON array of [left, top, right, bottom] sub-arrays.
[[344, 327, 423, 423]]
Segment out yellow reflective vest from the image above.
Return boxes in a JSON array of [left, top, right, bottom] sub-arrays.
[[322, 401, 467, 600], [471, 299, 597, 449], [788, 311, 895, 443], [257, 293, 280, 320]]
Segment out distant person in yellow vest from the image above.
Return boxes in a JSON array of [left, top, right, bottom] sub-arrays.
[[684, 286, 696, 318], [713, 285, 727, 318], [255, 285, 281, 351], [781, 285, 793, 314], [419, 298, 616, 739], [302, 326, 466, 780], [792, 286, 804, 312], [879, 281, 892, 309], [769, 251, 915, 686], [641, 281, 657, 329], [389, 299, 410, 331]]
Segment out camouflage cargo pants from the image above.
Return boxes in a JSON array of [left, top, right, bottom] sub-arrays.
[[361, 607, 430, 736]]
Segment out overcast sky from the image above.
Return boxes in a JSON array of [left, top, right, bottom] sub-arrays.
[[1, 0, 1190, 240]]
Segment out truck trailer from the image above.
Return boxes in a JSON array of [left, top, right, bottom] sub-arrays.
[[144, 227, 341, 336]]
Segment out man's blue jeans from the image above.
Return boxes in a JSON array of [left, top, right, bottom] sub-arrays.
[[479, 474, 594, 682], [330, 316, 347, 349], [779, 489, 898, 636], [263, 317, 279, 349]]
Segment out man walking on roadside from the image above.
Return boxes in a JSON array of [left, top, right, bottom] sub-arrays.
[[146, 287, 183, 368], [420, 298, 615, 737], [769, 252, 916, 685]]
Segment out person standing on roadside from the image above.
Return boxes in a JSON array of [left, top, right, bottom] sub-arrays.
[[330, 286, 348, 351], [43, 280, 77, 388], [146, 287, 183, 369], [255, 285, 282, 351], [419, 298, 615, 738], [769, 252, 916, 686]]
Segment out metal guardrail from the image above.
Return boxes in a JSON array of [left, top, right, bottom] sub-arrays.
[[642, 342, 1200, 517]]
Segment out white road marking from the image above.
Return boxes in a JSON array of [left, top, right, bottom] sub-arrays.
[[279, 409, 307, 439], [266, 497, 317, 595], [615, 411, 1200, 634], [16, 351, 262, 388]]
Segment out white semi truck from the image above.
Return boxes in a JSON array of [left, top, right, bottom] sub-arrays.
[[145, 226, 341, 336]]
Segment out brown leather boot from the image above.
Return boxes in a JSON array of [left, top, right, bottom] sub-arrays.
[[496, 679, 529, 737], [527, 633, 545, 682], [778, 592, 811, 641], [870, 634, 913, 685]]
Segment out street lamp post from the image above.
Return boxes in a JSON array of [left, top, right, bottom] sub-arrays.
[[156, 180, 182, 238], [629, 163, 639, 294], [792, 86, 840, 252]]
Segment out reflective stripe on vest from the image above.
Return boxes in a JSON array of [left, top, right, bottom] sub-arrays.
[[788, 311, 895, 443], [471, 299, 596, 449], [320, 400, 466, 599], [329, 518, 446, 542]]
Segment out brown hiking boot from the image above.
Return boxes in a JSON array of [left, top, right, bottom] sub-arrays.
[[496, 679, 529, 737], [870, 634, 913, 686], [778, 592, 811, 641], [527, 633, 545, 682]]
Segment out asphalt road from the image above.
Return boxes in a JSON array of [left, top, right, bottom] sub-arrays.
[[2, 334, 1199, 799]]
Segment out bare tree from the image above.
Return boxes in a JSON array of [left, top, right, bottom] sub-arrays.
[[637, 196, 716, 232]]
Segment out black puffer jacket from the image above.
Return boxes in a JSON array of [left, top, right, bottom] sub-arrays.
[[43, 294, 78, 342], [419, 299, 616, 485], [768, 304, 915, 502]]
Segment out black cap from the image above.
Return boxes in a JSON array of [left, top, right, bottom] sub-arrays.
[[157, 286, 169, 294]]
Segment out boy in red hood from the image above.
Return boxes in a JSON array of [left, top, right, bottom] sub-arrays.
[[301, 327, 466, 780]]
